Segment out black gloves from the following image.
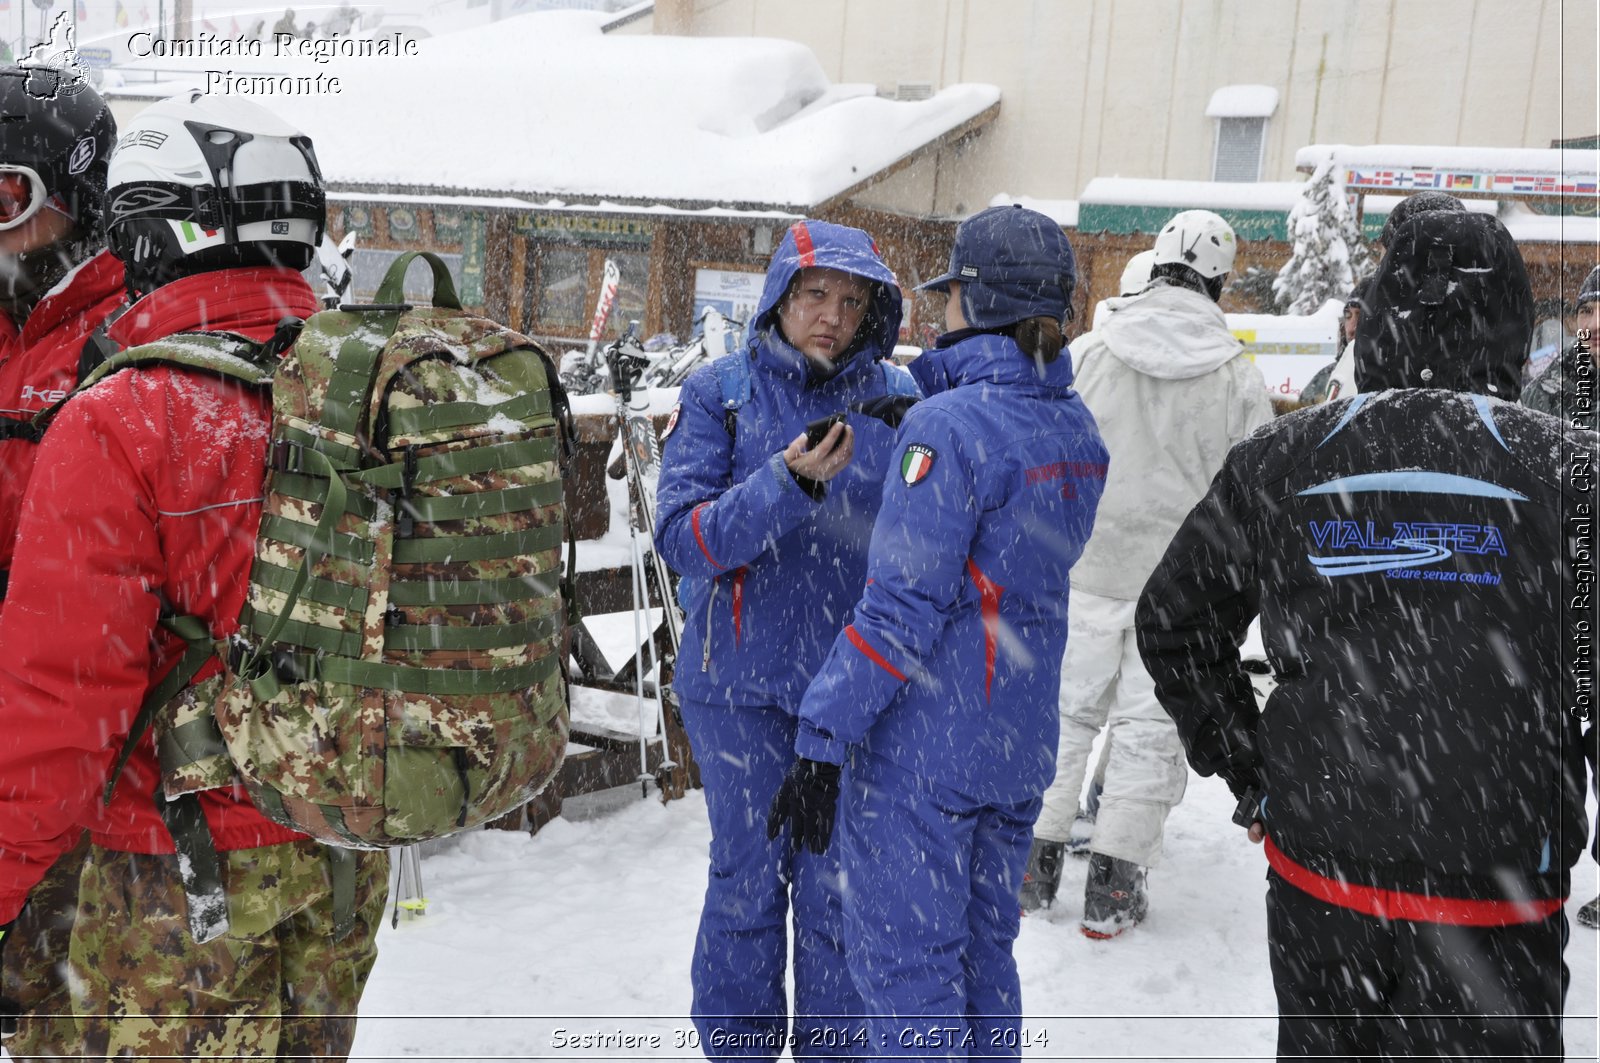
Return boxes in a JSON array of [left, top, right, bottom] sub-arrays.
[[1188, 720, 1264, 833], [0, 918, 17, 1037], [766, 759, 842, 855], [850, 395, 920, 430], [1189, 721, 1261, 794]]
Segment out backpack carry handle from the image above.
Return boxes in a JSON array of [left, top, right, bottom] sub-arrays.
[[374, 251, 463, 310]]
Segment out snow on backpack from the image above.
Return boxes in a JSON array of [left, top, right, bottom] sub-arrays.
[[76, 253, 573, 939]]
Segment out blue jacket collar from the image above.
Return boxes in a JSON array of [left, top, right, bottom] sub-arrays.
[[910, 329, 1076, 397], [751, 325, 883, 390]]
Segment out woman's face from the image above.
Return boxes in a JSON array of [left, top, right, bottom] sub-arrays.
[[776, 267, 871, 363], [944, 280, 969, 332]]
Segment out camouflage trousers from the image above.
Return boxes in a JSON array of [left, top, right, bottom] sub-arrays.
[[70, 839, 387, 1061], [3, 831, 92, 1061]]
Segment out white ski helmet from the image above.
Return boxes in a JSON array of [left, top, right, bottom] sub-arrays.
[[105, 89, 324, 296], [1152, 209, 1236, 280], [1118, 249, 1157, 296]]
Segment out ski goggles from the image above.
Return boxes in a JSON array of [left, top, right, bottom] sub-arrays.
[[0, 165, 48, 232]]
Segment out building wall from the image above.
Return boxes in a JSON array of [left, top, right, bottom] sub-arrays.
[[670, 0, 1597, 208]]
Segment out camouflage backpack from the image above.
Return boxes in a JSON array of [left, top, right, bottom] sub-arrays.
[[88, 252, 572, 936]]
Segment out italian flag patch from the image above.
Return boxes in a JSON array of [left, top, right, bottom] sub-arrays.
[[901, 443, 936, 486], [171, 219, 225, 250]]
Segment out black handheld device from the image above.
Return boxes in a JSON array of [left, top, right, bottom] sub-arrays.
[[804, 412, 848, 448], [1231, 786, 1264, 829]]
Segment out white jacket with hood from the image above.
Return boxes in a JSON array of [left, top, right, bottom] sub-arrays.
[[1069, 280, 1273, 601]]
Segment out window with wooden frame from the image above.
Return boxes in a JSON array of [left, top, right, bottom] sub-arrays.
[[520, 243, 650, 340]]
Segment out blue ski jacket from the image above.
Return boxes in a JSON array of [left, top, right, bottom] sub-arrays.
[[796, 331, 1109, 804], [656, 220, 908, 712]]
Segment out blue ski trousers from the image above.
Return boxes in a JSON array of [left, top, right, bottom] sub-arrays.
[[840, 753, 1040, 1061], [681, 699, 863, 1061]]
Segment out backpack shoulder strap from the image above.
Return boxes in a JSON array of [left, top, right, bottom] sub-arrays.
[[881, 360, 919, 397], [0, 307, 137, 446], [712, 353, 752, 436], [77, 304, 128, 385], [77, 332, 274, 391], [29, 330, 280, 445], [104, 611, 218, 808], [0, 416, 44, 443]]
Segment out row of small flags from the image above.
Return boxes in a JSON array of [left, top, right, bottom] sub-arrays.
[[1348, 167, 1599, 198]]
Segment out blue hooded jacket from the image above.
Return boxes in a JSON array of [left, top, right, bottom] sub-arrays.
[[796, 332, 1109, 804], [656, 220, 908, 711]]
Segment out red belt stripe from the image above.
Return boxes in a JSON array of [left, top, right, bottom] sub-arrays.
[[1264, 836, 1563, 926]]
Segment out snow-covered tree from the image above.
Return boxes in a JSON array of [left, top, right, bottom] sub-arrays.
[[1273, 157, 1374, 315]]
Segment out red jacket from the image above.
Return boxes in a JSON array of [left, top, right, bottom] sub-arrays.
[[0, 266, 319, 921], [0, 250, 126, 576]]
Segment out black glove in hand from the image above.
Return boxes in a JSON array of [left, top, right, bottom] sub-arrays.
[[850, 395, 920, 430], [1190, 722, 1261, 795], [0, 918, 18, 1038], [766, 759, 842, 855]]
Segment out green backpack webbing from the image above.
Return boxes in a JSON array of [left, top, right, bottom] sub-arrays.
[[42, 331, 293, 945], [88, 253, 576, 944]]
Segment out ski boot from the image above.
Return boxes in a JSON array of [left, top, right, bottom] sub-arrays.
[[1080, 853, 1148, 939], [1579, 894, 1599, 930], [1019, 838, 1066, 912]]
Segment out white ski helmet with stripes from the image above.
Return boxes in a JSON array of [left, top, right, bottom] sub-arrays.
[[1152, 209, 1236, 280], [105, 89, 324, 296]]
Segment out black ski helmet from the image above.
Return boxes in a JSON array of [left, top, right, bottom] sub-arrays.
[[0, 65, 116, 236], [105, 90, 325, 298]]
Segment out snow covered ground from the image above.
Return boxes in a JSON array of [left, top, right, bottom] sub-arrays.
[[347, 774, 1598, 1061], [344, 613, 1599, 1062]]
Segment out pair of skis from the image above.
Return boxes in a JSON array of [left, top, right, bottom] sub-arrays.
[[604, 331, 684, 794]]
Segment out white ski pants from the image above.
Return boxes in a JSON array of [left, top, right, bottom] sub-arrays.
[[1035, 589, 1188, 867]]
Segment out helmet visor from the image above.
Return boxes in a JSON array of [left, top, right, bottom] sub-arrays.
[[0, 165, 47, 231]]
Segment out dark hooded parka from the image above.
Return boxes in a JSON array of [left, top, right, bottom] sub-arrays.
[[1136, 209, 1594, 914]]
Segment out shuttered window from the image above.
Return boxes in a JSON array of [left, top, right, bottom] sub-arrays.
[[1213, 117, 1266, 182]]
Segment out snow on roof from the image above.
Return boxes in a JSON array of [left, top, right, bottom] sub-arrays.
[[1498, 203, 1600, 245], [1357, 193, 1498, 218], [106, 10, 998, 210], [325, 189, 802, 220], [1296, 143, 1600, 178], [1205, 84, 1279, 119], [1079, 177, 1306, 212], [988, 194, 1078, 227]]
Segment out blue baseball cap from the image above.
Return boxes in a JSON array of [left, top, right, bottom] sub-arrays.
[[917, 204, 1077, 326]]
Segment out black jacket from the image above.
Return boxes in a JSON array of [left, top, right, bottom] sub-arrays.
[[1136, 389, 1594, 900]]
